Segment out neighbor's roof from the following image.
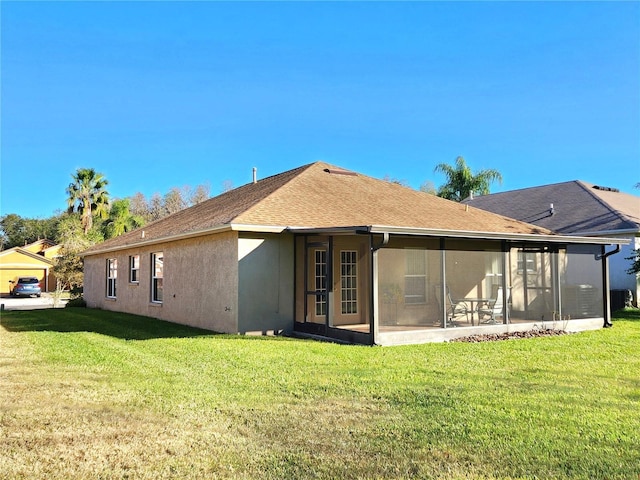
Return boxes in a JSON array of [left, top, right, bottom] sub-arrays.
[[0, 239, 58, 265], [83, 163, 620, 256], [463, 180, 640, 236], [0, 245, 55, 266]]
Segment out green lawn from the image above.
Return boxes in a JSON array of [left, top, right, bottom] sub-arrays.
[[1, 308, 639, 480]]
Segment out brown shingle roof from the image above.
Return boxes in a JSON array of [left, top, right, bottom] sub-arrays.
[[84, 162, 554, 255]]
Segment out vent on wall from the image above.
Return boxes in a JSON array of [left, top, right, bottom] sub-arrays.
[[593, 185, 620, 193]]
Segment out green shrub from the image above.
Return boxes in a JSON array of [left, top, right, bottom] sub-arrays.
[[65, 297, 87, 308]]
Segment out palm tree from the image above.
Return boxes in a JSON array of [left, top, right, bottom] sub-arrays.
[[104, 199, 145, 238], [66, 168, 110, 234], [434, 156, 503, 202]]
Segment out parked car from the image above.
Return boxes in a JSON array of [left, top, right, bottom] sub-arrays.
[[9, 277, 42, 297]]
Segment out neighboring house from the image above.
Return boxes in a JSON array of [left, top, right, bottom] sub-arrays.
[[82, 163, 623, 345], [0, 239, 62, 295], [463, 181, 640, 308]]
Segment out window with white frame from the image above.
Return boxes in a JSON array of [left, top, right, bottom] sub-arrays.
[[106, 258, 117, 298], [517, 250, 538, 274], [129, 255, 140, 283], [341, 250, 358, 314], [404, 249, 427, 304], [151, 252, 163, 303]]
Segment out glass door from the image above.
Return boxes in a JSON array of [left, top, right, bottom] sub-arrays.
[[305, 241, 329, 326]]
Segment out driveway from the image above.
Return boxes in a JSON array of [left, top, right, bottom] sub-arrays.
[[1, 294, 69, 311]]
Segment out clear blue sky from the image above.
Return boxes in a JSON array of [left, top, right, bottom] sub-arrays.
[[2, 1, 639, 219]]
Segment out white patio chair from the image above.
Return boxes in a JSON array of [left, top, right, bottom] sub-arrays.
[[477, 287, 510, 324], [446, 288, 471, 325]]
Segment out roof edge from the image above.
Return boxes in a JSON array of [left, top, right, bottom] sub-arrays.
[[82, 225, 234, 257], [565, 228, 640, 237], [0, 247, 55, 264], [231, 224, 287, 233], [81, 222, 630, 257], [577, 181, 640, 229], [366, 225, 629, 245]]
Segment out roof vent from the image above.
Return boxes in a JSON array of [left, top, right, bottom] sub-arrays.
[[324, 168, 357, 177], [593, 185, 619, 192]]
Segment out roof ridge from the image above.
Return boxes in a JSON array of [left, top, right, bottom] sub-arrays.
[[229, 162, 319, 223], [574, 180, 636, 227], [469, 180, 582, 200]]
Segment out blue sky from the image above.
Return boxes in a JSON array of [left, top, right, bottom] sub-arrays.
[[2, 1, 639, 219]]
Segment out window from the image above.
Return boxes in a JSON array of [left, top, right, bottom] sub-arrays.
[[106, 258, 117, 298], [517, 250, 538, 274], [404, 249, 426, 304], [314, 250, 327, 316], [151, 252, 163, 303], [341, 250, 357, 314], [129, 255, 140, 283]]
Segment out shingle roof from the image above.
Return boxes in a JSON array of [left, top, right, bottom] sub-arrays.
[[463, 180, 640, 235], [84, 162, 555, 255]]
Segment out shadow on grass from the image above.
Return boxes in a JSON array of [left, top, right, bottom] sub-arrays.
[[0, 307, 217, 340], [613, 308, 640, 322]]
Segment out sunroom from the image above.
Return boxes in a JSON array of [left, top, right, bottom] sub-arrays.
[[293, 227, 621, 346]]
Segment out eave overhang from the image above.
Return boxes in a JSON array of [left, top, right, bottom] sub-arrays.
[[288, 225, 629, 245], [82, 222, 629, 257], [563, 228, 640, 237], [81, 223, 288, 257], [368, 225, 629, 245], [81, 225, 234, 257], [0, 248, 55, 265]]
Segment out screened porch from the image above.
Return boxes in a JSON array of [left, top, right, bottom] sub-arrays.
[[375, 237, 604, 341], [293, 232, 610, 345]]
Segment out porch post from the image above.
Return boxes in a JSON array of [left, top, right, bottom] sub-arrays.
[[553, 246, 562, 321], [602, 245, 613, 327], [302, 235, 308, 323], [326, 236, 334, 332], [371, 238, 379, 344], [501, 241, 508, 324], [441, 238, 447, 328]]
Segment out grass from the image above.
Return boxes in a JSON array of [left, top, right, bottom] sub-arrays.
[[1, 308, 639, 479]]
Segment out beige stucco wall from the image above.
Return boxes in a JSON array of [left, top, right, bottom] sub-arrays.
[[237, 233, 294, 334], [84, 230, 239, 333]]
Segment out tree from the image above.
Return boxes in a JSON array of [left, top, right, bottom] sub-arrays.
[[434, 156, 503, 202], [126, 183, 212, 224], [163, 187, 187, 216], [627, 249, 640, 275], [221, 180, 234, 193], [129, 192, 150, 220], [66, 168, 110, 234], [52, 214, 102, 295], [419, 180, 437, 195], [189, 183, 211, 205], [382, 175, 409, 187], [104, 199, 145, 239], [0, 213, 61, 250], [148, 193, 164, 221]]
